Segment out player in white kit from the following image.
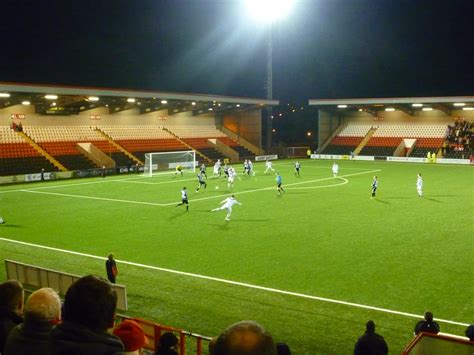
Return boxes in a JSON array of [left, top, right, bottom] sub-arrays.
[[264, 160, 275, 174], [416, 173, 423, 197], [332, 162, 339, 177], [212, 195, 242, 221]]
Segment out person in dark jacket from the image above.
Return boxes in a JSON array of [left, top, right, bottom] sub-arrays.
[[354, 320, 388, 355], [0, 280, 24, 354], [106, 253, 118, 284], [4, 287, 61, 355], [49, 275, 124, 355], [155, 331, 178, 355], [414, 311, 440, 335]]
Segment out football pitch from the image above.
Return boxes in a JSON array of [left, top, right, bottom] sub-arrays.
[[0, 159, 472, 354]]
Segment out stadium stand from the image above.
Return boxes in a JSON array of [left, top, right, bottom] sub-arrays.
[[0, 126, 57, 176], [166, 125, 253, 160], [443, 119, 473, 159], [322, 124, 372, 155], [21, 125, 112, 171], [96, 125, 188, 162]]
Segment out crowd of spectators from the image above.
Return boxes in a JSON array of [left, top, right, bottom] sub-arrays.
[[0, 277, 472, 355], [443, 118, 473, 156]]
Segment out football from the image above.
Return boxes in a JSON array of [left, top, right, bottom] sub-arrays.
[[215, 186, 219, 189]]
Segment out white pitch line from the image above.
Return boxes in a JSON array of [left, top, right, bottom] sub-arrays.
[[0, 237, 468, 327], [17, 169, 380, 207], [160, 169, 381, 206], [21, 190, 167, 207], [286, 178, 348, 190]]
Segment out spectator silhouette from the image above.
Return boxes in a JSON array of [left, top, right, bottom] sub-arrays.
[[4, 287, 61, 355], [0, 280, 24, 354], [465, 324, 474, 341], [155, 331, 178, 355], [354, 320, 388, 355], [49, 275, 124, 355], [106, 253, 118, 284], [414, 311, 440, 335], [213, 320, 276, 355], [276, 342, 291, 355]]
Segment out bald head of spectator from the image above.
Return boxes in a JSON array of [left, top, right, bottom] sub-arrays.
[[24, 287, 61, 324], [0, 280, 24, 316], [213, 320, 275, 355]]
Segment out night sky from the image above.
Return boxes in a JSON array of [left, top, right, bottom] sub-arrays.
[[1, 0, 473, 102]]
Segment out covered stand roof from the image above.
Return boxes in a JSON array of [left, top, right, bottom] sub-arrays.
[[0, 82, 279, 116], [309, 96, 474, 116]]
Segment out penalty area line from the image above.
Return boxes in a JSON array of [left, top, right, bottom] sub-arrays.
[[0, 237, 468, 327]]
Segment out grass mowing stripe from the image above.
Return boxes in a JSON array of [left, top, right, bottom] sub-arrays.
[[0, 237, 468, 328]]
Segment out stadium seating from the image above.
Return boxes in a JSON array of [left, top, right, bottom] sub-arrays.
[[98, 125, 188, 162], [322, 124, 371, 155], [324, 123, 447, 157], [22, 126, 111, 171], [165, 125, 253, 160], [0, 126, 58, 176]]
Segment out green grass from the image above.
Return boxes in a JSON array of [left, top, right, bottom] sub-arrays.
[[0, 159, 472, 354]]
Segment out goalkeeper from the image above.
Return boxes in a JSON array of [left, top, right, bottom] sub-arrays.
[[174, 165, 183, 177]]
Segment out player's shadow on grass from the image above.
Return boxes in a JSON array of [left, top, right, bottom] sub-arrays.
[[374, 199, 390, 204], [168, 211, 188, 220], [423, 197, 441, 203]]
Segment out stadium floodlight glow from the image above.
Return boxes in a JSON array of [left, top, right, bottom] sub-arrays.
[[0, 93, 10, 98], [236, 104, 241, 107], [245, 0, 295, 23], [337, 104, 347, 108], [208, 108, 213, 111], [422, 107, 433, 111], [453, 103, 465, 107], [161, 100, 168, 104], [462, 107, 474, 111], [45, 94, 58, 100], [385, 108, 395, 112], [191, 102, 196, 106], [88, 96, 99, 101], [127, 98, 136, 103], [22, 100, 30, 105], [412, 103, 423, 107]]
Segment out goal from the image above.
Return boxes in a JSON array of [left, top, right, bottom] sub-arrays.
[[287, 146, 310, 158], [144, 150, 196, 176]]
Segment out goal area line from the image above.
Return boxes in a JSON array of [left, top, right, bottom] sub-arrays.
[[0, 238, 468, 328]]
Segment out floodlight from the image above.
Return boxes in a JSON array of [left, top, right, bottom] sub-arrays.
[[88, 96, 99, 101], [0, 93, 10, 98], [22, 101, 30, 105], [161, 100, 168, 104], [245, 0, 295, 23], [127, 98, 136, 103], [236, 104, 241, 107], [453, 103, 465, 107], [385, 108, 395, 112], [337, 104, 348, 108], [45, 95, 58, 100], [191, 102, 196, 106], [412, 103, 423, 107], [422, 107, 433, 111], [462, 107, 474, 111]]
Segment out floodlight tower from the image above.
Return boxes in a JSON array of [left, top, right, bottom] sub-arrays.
[[245, 0, 295, 153]]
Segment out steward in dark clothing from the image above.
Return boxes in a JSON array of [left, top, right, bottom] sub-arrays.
[[50, 320, 124, 355], [0, 311, 23, 354], [414, 311, 440, 335], [354, 320, 388, 355], [4, 315, 54, 355], [106, 254, 118, 284]]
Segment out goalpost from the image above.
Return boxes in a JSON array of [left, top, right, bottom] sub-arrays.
[[144, 150, 197, 176]]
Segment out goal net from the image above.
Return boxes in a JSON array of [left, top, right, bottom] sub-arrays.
[[287, 146, 310, 157], [144, 150, 196, 176]]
